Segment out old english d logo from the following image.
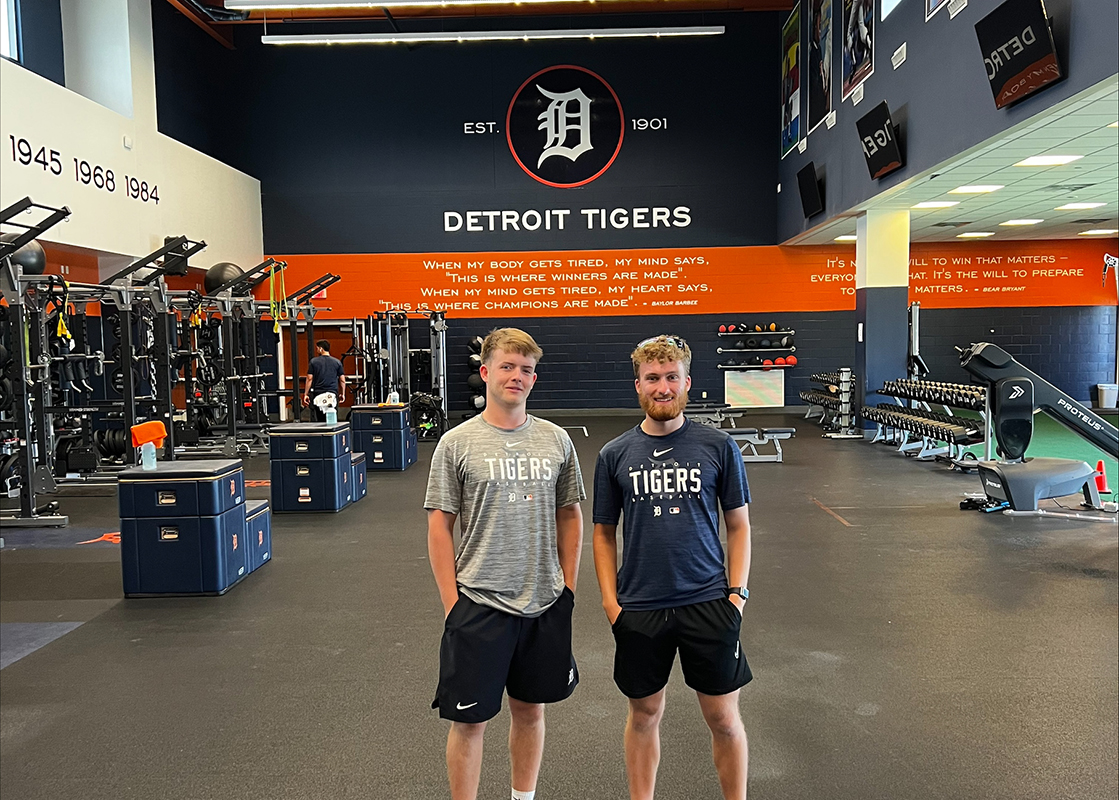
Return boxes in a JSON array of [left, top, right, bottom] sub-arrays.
[[507, 65, 624, 188]]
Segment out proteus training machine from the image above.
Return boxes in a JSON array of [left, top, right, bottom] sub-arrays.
[[959, 342, 1117, 520]]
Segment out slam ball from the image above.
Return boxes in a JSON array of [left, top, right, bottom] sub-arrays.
[[786, 355, 798, 366], [0, 233, 47, 275], [467, 373, 485, 392], [468, 336, 484, 354], [204, 262, 244, 294]]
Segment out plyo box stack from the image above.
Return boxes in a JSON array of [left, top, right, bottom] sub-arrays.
[[118, 459, 271, 597], [350, 404, 417, 471], [269, 422, 356, 512]]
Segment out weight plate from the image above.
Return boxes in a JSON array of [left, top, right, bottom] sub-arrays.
[[110, 368, 124, 394], [0, 377, 12, 411]]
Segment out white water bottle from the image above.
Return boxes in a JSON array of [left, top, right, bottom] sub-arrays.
[[387, 390, 400, 404], [140, 441, 157, 471]]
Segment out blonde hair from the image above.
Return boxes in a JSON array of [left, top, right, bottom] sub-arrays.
[[481, 328, 543, 365], [631, 335, 691, 378]]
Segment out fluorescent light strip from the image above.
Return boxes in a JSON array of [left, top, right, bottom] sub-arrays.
[[948, 185, 1003, 194], [834, 235, 857, 242], [1013, 155, 1083, 167], [263, 26, 724, 44], [999, 219, 1043, 226], [1079, 229, 1118, 235], [957, 232, 995, 238], [1056, 202, 1106, 210], [232, 0, 589, 8], [911, 201, 960, 209]]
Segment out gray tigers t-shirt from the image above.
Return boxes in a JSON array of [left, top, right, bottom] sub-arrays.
[[424, 414, 585, 617]]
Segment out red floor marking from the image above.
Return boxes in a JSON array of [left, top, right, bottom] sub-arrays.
[[245, 480, 271, 487], [78, 532, 121, 545]]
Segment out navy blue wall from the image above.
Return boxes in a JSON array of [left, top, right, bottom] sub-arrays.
[[13, 0, 64, 86], [152, 4, 781, 254], [777, 0, 1118, 242], [922, 305, 1117, 404]]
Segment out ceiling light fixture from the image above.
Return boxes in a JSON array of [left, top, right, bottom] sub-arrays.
[[834, 235, 857, 242], [230, 0, 593, 8], [262, 26, 725, 44], [957, 232, 995, 238], [1012, 155, 1083, 167], [1078, 229, 1119, 236], [911, 201, 960, 209], [948, 185, 1003, 194], [999, 219, 1044, 226], [1109, 121, 1118, 128], [1055, 202, 1106, 210]]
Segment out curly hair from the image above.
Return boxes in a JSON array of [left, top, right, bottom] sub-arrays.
[[631, 335, 691, 378]]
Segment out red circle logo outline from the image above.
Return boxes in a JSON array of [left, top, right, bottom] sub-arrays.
[[505, 64, 625, 189]]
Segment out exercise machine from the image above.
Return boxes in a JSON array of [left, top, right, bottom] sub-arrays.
[[958, 342, 1116, 519]]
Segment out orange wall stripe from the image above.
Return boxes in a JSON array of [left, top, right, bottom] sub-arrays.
[[261, 239, 1117, 319]]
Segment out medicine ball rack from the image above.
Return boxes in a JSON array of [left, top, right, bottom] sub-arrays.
[[715, 329, 798, 370]]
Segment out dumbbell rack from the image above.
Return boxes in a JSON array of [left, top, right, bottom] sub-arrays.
[[800, 370, 861, 437], [715, 329, 797, 370], [865, 379, 991, 464]]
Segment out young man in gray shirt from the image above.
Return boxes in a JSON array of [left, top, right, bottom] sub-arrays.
[[425, 328, 585, 800]]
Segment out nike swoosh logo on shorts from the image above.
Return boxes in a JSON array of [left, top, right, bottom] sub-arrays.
[[653, 448, 673, 457], [456, 701, 478, 710]]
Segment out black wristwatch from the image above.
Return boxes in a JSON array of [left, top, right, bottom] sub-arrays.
[[728, 586, 749, 602]]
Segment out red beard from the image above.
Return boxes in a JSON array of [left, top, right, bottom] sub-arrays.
[[639, 389, 689, 421]]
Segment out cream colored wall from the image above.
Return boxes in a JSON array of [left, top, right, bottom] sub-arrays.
[[0, 0, 261, 273]]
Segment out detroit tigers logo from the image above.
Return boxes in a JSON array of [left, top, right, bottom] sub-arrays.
[[507, 65, 624, 188]]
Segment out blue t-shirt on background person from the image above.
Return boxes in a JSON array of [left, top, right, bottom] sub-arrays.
[[593, 418, 750, 611], [308, 354, 344, 394]]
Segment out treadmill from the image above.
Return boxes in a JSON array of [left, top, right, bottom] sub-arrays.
[[958, 342, 1116, 517]]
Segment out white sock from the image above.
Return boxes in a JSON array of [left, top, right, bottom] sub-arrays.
[[511, 789, 536, 800]]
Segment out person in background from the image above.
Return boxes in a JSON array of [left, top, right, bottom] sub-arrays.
[[303, 339, 345, 421]]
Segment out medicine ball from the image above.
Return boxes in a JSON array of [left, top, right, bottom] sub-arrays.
[[470, 394, 486, 409], [718, 324, 727, 333], [0, 233, 47, 275], [775, 357, 787, 366], [204, 262, 244, 294], [760, 339, 771, 348], [762, 359, 774, 371], [468, 353, 482, 370], [467, 373, 484, 392], [746, 338, 758, 348], [786, 355, 797, 366], [468, 335, 484, 354]]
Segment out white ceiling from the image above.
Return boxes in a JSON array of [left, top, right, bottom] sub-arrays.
[[790, 76, 1119, 244]]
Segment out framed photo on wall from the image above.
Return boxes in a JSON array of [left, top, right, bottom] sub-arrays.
[[807, 0, 833, 134], [926, 0, 950, 20], [841, 0, 874, 100], [780, 3, 803, 157]]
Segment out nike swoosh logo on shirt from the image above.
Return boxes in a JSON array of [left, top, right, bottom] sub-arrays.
[[456, 702, 479, 710], [653, 448, 673, 457], [506, 441, 524, 448]]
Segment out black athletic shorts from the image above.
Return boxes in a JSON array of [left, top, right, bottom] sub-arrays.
[[611, 596, 752, 699], [432, 587, 578, 723]]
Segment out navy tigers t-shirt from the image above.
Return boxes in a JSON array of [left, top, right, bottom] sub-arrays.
[[593, 418, 749, 611]]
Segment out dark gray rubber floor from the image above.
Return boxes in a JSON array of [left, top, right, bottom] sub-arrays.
[[1, 413, 1116, 800]]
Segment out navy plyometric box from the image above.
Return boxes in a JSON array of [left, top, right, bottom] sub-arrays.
[[350, 404, 410, 431], [359, 428, 418, 471], [118, 459, 244, 519], [244, 499, 272, 573], [269, 422, 351, 461], [271, 452, 353, 512], [120, 504, 247, 596], [351, 452, 368, 501]]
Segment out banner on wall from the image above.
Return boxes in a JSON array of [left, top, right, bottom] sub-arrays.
[[841, 0, 874, 100], [807, 0, 834, 134], [265, 240, 1117, 320], [780, 5, 803, 158]]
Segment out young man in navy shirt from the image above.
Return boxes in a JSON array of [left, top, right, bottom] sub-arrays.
[[593, 335, 752, 800]]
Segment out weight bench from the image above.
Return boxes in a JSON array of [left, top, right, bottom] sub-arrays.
[[686, 403, 751, 428], [729, 427, 796, 463]]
